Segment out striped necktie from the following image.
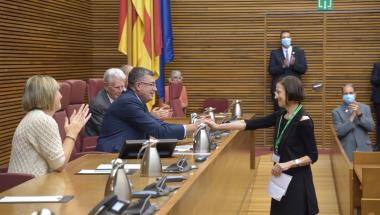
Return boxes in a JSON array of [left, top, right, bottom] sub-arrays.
[[285, 51, 290, 67]]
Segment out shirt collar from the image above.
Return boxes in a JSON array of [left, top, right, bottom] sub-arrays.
[[106, 92, 114, 103], [282, 46, 293, 54]]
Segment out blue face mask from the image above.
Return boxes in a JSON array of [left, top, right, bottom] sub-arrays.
[[343, 94, 355, 104], [281, 38, 292, 48]]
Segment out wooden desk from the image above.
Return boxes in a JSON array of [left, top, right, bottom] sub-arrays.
[[353, 152, 380, 214], [354, 164, 380, 183], [330, 124, 354, 215], [0, 129, 255, 215]]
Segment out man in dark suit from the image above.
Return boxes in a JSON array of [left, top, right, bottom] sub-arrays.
[[268, 30, 307, 111], [85, 68, 126, 136], [96, 67, 199, 153], [371, 62, 380, 151]]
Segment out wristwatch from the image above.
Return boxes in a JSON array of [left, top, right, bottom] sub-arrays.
[[294, 159, 301, 167]]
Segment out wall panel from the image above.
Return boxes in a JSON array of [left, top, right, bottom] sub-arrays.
[[0, 0, 92, 166]]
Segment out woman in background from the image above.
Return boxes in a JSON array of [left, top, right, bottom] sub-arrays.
[[164, 70, 188, 117], [8, 75, 91, 177], [206, 76, 319, 215]]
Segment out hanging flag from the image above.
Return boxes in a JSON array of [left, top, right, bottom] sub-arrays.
[[118, 0, 128, 55], [156, 0, 174, 102], [118, 0, 163, 110]]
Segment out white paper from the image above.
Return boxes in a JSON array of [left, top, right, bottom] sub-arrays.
[[174, 144, 193, 152], [172, 152, 210, 156], [271, 153, 280, 163], [77, 169, 111, 174], [267, 173, 292, 201], [96, 164, 141, 170], [0, 196, 63, 203]]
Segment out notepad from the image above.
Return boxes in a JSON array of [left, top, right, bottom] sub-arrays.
[[267, 173, 292, 201], [0, 195, 73, 203]]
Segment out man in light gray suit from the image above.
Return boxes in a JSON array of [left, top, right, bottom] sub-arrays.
[[332, 83, 375, 161], [85, 68, 126, 136]]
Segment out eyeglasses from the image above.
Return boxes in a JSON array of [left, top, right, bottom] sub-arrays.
[[139, 82, 156, 88]]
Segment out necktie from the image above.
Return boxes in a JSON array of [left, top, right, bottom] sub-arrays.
[[285, 51, 290, 67]]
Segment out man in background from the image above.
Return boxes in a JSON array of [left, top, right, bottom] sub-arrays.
[[332, 83, 375, 161], [85, 68, 126, 136], [371, 62, 380, 151], [96, 67, 199, 152], [268, 30, 307, 111]]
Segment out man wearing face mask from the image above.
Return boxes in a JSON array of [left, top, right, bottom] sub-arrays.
[[269, 30, 307, 111], [332, 83, 375, 161]]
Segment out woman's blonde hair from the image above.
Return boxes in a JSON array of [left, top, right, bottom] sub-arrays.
[[22, 75, 60, 112]]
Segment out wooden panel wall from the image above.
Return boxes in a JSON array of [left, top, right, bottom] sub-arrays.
[[1, 0, 380, 166], [167, 1, 380, 149], [91, 0, 126, 76], [0, 0, 92, 166]]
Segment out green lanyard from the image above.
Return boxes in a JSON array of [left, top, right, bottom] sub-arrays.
[[275, 104, 303, 154]]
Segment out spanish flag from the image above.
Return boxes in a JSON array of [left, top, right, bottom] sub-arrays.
[[118, 0, 162, 110]]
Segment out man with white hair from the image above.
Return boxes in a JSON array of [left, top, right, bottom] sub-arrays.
[[85, 68, 126, 136]]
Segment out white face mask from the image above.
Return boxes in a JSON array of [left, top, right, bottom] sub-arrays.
[[343, 94, 355, 104], [281, 38, 292, 48]]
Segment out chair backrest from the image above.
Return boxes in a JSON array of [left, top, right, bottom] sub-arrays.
[[59, 82, 71, 110], [87, 78, 104, 103], [202, 98, 229, 113], [169, 81, 185, 117], [0, 164, 8, 173], [53, 82, 80, 159], [0, 173, 34, 192], [54, 82, 71, 141], [65, 80, 87, 117]]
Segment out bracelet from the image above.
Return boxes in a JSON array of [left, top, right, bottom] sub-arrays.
[[294, 159, 301, 167], [65, 135, 76, 142]]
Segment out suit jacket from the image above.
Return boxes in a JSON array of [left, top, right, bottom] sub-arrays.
[[96, 90, 185, 152], [371, 62, 380, 103], [332, 103, 375, 161], [85, 89, 111, 136], [268, 47, 307, 93]]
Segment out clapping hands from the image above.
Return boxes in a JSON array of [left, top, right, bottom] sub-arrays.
[[64, 104, 91, 138]]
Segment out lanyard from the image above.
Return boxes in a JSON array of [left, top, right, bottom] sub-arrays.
[[275, 104, 303, 154]]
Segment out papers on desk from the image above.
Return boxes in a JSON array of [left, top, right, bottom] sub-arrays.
[[96, 164, 141, 170], [76, 164, 141, 175], [77, 169, 111, 174], [267, 173, 292, 201], [174, 144, 193, 152], [173, 144, 212, 156], [0, 195, 73, 203]]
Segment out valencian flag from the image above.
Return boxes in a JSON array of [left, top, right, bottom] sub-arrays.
[[118, 0, 172, 110]]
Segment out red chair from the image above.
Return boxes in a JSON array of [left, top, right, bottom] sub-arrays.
[[53, 82, 80, 161], [87, 78, 104, 103], [0, 164, 8, 173], [168, 81, 185, 117], [53, 82, 71, 149], [0, 173, 34, 192], [202, 98, 230, 113], [65, 80, 99, 153], [65, 80, 87, 117]]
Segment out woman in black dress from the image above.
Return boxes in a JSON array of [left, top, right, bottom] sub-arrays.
[[207, 76, 319, 215]]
